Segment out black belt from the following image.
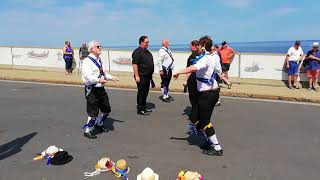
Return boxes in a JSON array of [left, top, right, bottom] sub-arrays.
[[199, 88, 220, 94]]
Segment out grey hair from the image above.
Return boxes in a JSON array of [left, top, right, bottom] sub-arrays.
[[88, 40, 99, 52]]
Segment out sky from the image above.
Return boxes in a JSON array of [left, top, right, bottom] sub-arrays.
[[0, 0, 319, 47]]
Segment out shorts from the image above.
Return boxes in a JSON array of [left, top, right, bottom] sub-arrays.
[[85, 87, 111, 118], [287, 61, 298, 75], [222, 63, 230, 72], [306, 69, 319, 79]]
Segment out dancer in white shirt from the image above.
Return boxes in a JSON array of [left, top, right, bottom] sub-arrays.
[[81, 40, 119, 139], [174, 36, 223, 156], [158, 39, 174, 102]]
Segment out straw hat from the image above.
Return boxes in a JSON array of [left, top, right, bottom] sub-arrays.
[[84, 157, 114, 178], [96, 157, 113, 171], [177, 170, 203, 180], [137, 167, 159, 180], [112, 159, 130, 178]]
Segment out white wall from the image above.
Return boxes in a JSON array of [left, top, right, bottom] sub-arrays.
[[0, 46, 309, 81], [0, 47, 13, 65], [239, 53, 307, 81]]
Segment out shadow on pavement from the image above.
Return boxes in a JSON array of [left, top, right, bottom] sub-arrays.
[[0, 132, 37, 161]]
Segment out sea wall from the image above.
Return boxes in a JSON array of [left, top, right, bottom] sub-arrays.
[[0, 46, 307, 81]]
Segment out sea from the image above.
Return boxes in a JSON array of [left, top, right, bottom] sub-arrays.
[[106, 40, 320, 54]]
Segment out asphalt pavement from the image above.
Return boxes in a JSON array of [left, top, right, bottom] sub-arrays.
[[0, 81, 319, 180]]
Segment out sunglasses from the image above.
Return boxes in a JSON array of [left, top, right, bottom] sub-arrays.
[[96, 45, 102, 48], [144, 41, 149, 44]]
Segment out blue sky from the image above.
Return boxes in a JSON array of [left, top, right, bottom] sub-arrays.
[[0, 0, 318, 47]]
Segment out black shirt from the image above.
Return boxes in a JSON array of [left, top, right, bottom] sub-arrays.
[[132, 46, 154, 76], [186, 51, 199, 83]]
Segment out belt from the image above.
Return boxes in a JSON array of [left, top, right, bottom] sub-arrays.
[[199, 88, 220, 93]]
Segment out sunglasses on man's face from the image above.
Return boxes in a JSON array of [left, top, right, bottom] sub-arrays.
[[96, 45, 102, 49], [144, 41, 149, 44]]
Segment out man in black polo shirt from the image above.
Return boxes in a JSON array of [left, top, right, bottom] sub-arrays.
[[132, 36, 154, 115]]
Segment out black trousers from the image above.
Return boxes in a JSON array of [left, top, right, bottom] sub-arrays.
[[135, 75, 151, 111], [197, 89, 220, 137], [187, 76, 199, 123], [160, 68, 172, 95], [85, 87, 111, 118]]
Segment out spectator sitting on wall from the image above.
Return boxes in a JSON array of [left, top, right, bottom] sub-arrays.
[[285, 41, 304, 89], [305, 42, 320, 91]]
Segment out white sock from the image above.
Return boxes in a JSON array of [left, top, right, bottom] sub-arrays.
[[85, 117, 95, 133], [161, 88, 165, 97], [209, 134, 222, 151], [95, 114, 103, 126]]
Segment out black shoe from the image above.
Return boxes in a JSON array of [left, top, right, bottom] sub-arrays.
[[162, 97, 171, 103], [200, 141, 213, 150], [202, 147, 223, 156], [94, 125, 108, 133], [168, 95, 174, 101], [293, 85, 300, 89], [137, 110, 150, 115], [83, 131, 97, 139], [145, 108, 153, 113]]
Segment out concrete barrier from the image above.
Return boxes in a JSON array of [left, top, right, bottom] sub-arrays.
[[0, 46, 309, 81], [0, 47, 13, 66]]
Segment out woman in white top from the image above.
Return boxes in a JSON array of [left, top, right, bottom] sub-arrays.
[[173, 36, 223, 156]]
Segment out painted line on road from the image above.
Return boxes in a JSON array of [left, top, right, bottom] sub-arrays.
[[1, 79, 320, 107]]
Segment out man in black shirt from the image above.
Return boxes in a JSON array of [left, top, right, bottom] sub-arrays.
[[184, 40, 200, 123], [132, 36, 154, 115]]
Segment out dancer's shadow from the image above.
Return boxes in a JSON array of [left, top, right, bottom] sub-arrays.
[[170, 131, 205, 149], [182, 106, 192, 118], [0, 132, 37, 161], [94, 118, 125, 135], [146, 102, 156, 110]]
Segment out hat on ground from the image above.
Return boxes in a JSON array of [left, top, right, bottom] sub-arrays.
[[112, 159, 130, 179], [33, 145, 72, 165], [312, 42, 319, 47], [50, 151, 73, 165], [137, 167, 159, 180], [177, 170, 203, 180], [84, 157, 114, 178]]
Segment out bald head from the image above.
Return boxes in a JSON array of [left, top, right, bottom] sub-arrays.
[[162, 39, 169, 48]]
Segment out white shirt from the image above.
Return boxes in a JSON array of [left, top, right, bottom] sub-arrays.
[[287, 46, 304, 61], [157, 46, 174, 70], [194, 51, 222, 92], [81, 54, 113, 87]]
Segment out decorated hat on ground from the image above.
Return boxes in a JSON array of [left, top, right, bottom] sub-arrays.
[[112, 159, 130, 180], [84, 157, 114, 178], [177, 170, 203, 180], [33, 145, 73, 165], [137, 167, 159, 180]]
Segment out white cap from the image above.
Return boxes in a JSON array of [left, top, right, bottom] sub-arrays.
[[137, 167, 159, 180], [312, 42, 319, 47]]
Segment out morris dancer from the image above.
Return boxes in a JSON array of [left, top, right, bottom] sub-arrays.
[[173, 36, 223, 156], [81, 40, 119, 139]]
